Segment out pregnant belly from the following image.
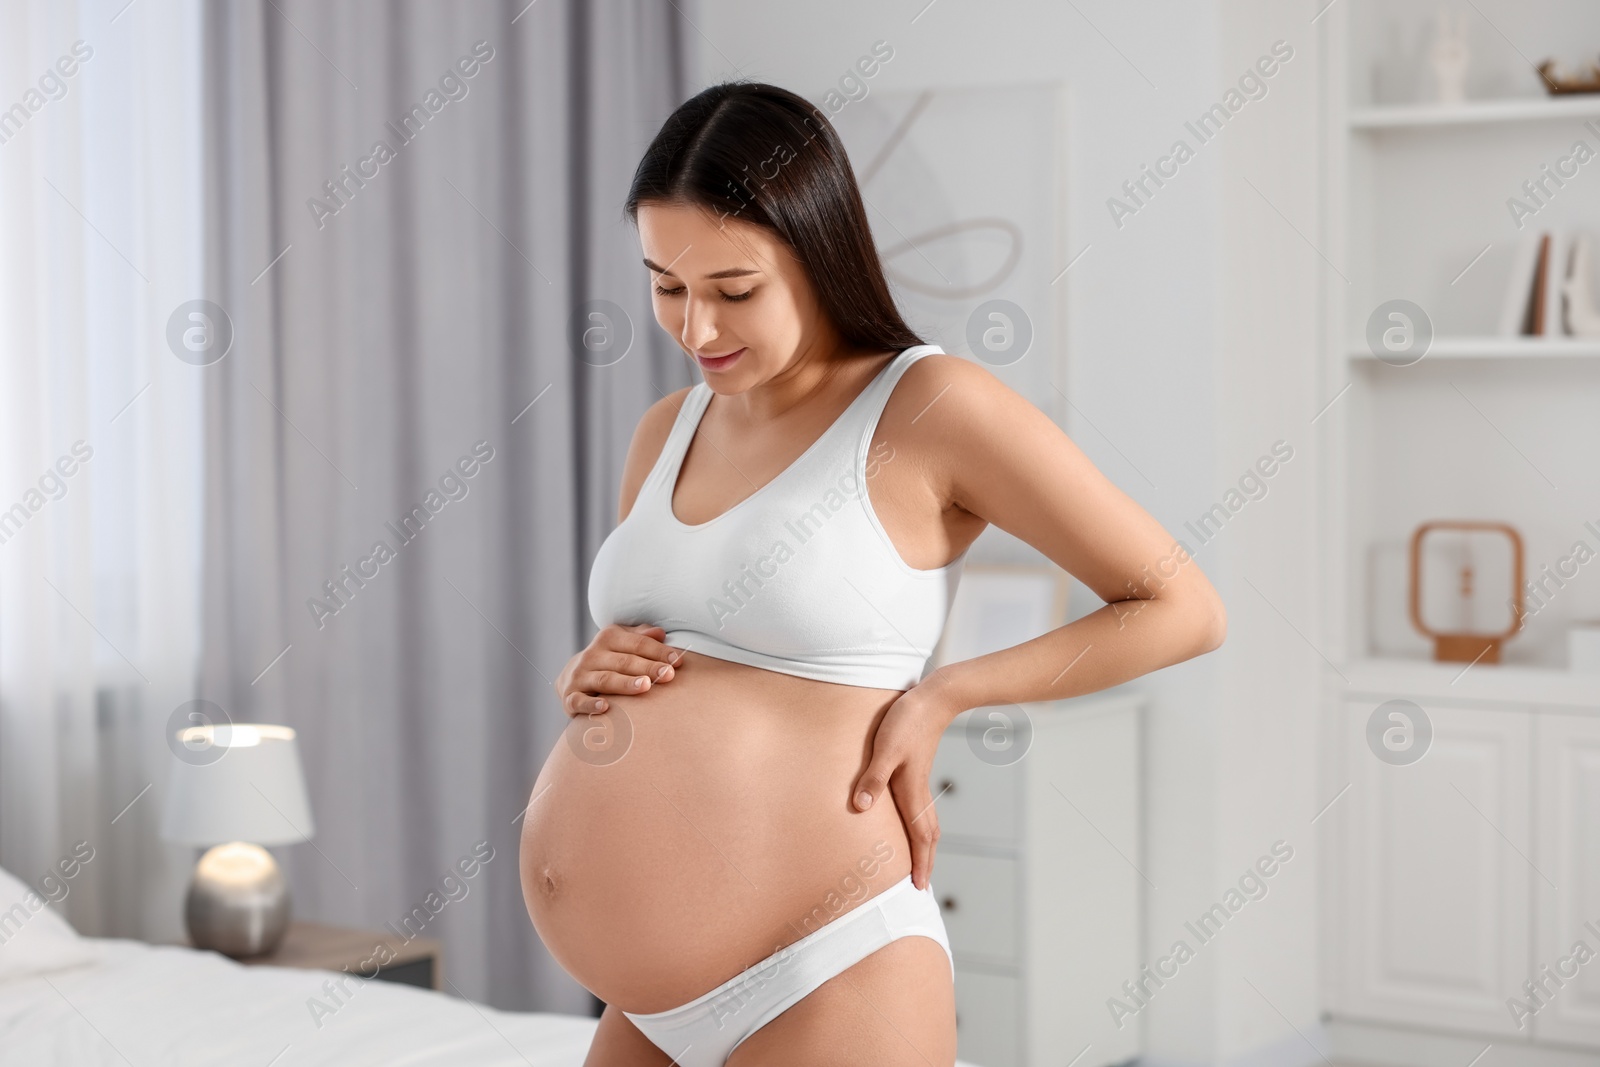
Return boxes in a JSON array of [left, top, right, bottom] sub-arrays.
[[518, 650, 918, 1013]]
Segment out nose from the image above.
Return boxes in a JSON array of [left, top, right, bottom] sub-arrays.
[[680, 293, 721, 353]]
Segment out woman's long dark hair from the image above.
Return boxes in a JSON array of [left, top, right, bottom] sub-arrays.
[[624, 81, 925, 355]]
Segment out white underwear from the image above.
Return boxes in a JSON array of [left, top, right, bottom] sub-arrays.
[[621, 873, 955, 1066]]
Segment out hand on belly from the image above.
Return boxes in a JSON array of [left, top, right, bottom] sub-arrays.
[[518, 654, 916, 1012]]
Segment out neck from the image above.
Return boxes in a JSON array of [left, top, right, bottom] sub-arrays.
[[734, 335, 890, 423]]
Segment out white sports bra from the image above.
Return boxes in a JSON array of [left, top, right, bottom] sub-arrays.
[[587, 344, 971, 690]]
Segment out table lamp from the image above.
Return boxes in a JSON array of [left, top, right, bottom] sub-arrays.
[[1407, 520, 1524, 664], [159, 723, 314, 959]]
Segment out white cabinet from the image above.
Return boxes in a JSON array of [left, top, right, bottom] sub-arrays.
[[1327, 696, 1600, 1057], [954, 968, 1022, 1067], [1532, 709, 1600, 1048], [1334, 699, 1531, 1035], [930, 691, 1143, 1067], [937, 851, 1021, 965]]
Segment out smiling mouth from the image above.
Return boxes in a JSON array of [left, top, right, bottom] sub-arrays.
[[695, 348, 745, 371]]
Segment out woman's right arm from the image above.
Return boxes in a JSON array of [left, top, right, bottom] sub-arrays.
[[557, 386, 695, 717]]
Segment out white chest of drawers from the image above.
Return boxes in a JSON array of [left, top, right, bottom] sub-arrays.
[[930, 691, 1145, 1067]]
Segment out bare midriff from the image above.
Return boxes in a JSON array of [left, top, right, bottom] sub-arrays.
[[518, 649, 918, 1014]]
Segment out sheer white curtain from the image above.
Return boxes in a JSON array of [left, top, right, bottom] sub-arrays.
[[0, 0, 204, 942]]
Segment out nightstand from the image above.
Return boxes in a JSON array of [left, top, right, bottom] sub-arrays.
[[932, 691, 1144, 1067], [235, 921, 443, 990]]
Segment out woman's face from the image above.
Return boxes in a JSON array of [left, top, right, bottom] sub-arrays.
[[637, 200, 834, 391]]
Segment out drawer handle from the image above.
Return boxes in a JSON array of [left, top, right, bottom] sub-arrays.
[[936, 777, 957, 797], [940, 895, 958, 912]]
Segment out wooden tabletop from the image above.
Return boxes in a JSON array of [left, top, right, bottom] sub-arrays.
[[236, 920, 443, 988]]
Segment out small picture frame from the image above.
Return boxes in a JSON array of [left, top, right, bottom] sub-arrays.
[[931, 563, 1071, 668]]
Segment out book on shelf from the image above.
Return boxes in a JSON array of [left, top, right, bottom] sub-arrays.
[[1500, 228, 1589, 338], [1543, 230, 1572, 336], [1526, 232, 1550, 335], [1496, 233, 1544, 336]]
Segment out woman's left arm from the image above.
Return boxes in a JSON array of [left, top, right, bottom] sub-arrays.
[[852, 355, 1227, 890]]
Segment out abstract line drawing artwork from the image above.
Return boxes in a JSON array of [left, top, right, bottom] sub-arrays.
[[830, 81, 1067, 423]]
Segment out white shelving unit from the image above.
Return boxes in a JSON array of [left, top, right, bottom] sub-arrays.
[[1320, 3, 1600, 1065], [1349, 94, 1600, 129], [1320, 1, 1600, 686], [1347, 337, 1600, 360]]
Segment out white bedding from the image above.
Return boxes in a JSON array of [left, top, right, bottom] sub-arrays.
[[0, 936, 990, 1065], [0, 871, 983, 1065], [0, 936, 598, 1066]]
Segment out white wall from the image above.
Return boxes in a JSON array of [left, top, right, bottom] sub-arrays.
[[687, 2, 1326, 1064], [1214, 2, 1324, 1064]]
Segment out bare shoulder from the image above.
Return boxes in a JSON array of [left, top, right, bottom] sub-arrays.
[[883, 352, 1041, 451], [884, 349, 1078, 504], [617, 385, 696, 521], [875, 351, 1044, 502], [891, 351, 1016, 412]]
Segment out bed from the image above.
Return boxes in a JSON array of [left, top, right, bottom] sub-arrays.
[[1, 935, 598, 1065], [0, 867, 985, 1066], [0, 859, 567, 1065]]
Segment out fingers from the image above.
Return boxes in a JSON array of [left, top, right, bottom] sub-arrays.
[[853, 761, 890, 812], [560, 625, 683, 718], [563, 689, 610, 718], [563, 685, 622, 719], [571, 647, 679, 700], [855, 750, 941, 890], [591, 650, 678, 685], [573, 668, 663, 699], [893, 773, 940, 892], [621, 623, 666, 636], [602, 624, 681, 668], [561, 672, 656, 716]]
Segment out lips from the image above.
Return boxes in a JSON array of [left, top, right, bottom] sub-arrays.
[[695, 347, 745, 371]]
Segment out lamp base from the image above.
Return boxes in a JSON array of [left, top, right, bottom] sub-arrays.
[[185, 841, 291, 959]]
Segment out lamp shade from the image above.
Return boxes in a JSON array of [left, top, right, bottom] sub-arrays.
[[160, 724, 315, 847]]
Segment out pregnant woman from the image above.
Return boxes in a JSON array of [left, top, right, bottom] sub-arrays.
[[520, 82, 1226, 1067]]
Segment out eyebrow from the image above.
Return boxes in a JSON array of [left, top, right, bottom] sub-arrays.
[[642, 258, 761, 280]]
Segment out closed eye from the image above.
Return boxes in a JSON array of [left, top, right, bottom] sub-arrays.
[[653, 284, 754, 302]]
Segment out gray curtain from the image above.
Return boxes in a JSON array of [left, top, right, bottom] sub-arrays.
[[198, 0, 691, 1013]]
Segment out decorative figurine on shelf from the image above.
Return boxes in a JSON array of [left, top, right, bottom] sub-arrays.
[[1563, 234, 1600, 337], [1537, 57, 1600, 95], [1408, 520, 1524, 664], [1428, 6, 1470, 104]]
